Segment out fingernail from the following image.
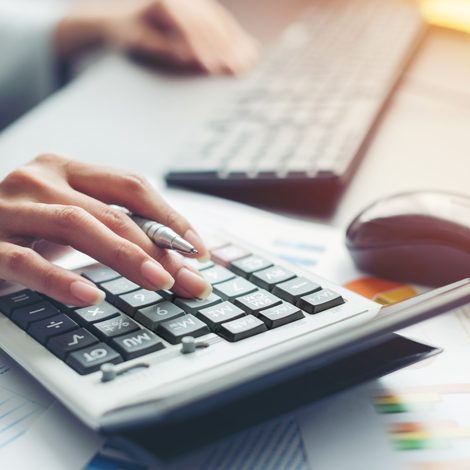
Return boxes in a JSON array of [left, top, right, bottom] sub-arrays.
[[184, 229, 210, 262], [141, 260, 174, 290], [70, 280, 105, 305], [197, 252, 211, 263], [177, 267, 212, 299]]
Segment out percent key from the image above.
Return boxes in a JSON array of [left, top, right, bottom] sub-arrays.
[[90, 314, 140, 342]]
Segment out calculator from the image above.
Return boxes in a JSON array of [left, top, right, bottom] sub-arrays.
[[1, 236, 469, 462]]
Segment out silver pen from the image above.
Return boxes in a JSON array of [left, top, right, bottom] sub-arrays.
[[111, 206, 198, 255], [129, 214, 198, 255]]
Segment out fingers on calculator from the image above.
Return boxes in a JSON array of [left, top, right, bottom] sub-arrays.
[[0, 239, 346, 375], [0, 154, 211, 305]]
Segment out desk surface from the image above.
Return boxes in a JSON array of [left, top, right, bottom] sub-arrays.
[[1, 25, 470, 232]]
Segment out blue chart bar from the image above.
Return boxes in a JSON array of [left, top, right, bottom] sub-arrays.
[[0, 387, 46, 450]]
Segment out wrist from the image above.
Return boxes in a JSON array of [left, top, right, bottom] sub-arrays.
[[55, 3, 115, 59]]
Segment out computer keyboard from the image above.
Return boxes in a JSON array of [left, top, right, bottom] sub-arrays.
[[165, 0, 425, 213]]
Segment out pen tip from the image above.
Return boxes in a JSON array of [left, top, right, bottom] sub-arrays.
[[190, 248, 199, 255]]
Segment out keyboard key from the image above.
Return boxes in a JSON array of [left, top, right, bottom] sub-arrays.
[[272, 277, 321, 304], [156, 314, 210, 344], [202, 266, 236, 285], [134, 301, 185, 330], [100, 277, 140, 302], [234, 290, 282, 316], [258, 302, 304, 329], [250, 266, 296, 291], [210, 245, 251, 267], [81, 266, 120, 284], [218, 315, 267, 342], [115, 289, 164, 317], [297, 289, 345, 314], [174, 293, 222, 314], [0, 289, 43, 316], [213, 277, 257, 301], [90, 314, 140, 343], [197, 302, 245, 331], [40, 296, 78, 315], [204, 235, 230, 251], [70, 302, 120, 326], [112, 331, 165, 360], [184, 258, 215, 271], [158, 290, 176, 302], [230, 255, 273, 278], [48, 329, 99, 360], [11, 301, 60, 330], [66, 343, 123, 375], [28, 314, 79, 345]]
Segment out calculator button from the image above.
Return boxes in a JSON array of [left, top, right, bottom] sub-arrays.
[[202, 266, 236, 285], [115, 289, 164, 317], [0, 289, 43, 316], [11, 301, 60, 330], [66, 343, 123, 375], [71, 302, 120, 326], [272, 277, 321, 304], [41, 297, 78, 315], [100, 277, 140, 302], [205, 236, 230, 251], [28, 314, 79, 345], [134, 301, 185, 330], [184, 258, 215, 271], [81, 266, 120, 284], [47, 329, 99, 360], [230, 255, 273, 278], [89, 314, 140, 343], [174, 293, 222, 314], [234, 290, 282, 316], [111, 331, 165, 360], [258, 302, 305, 329], [210, 245, 251, 267], [212, 277, 258, 301], [156, 314, 210, 345], [197, 302, 246, 331], [250, 266, 296, 291], [218, 315, 267, 342], [158, 290, 176, 302], [297, 289, 345, 314]]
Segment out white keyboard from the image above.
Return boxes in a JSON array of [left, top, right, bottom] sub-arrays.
[[166, 0, 425, 213]]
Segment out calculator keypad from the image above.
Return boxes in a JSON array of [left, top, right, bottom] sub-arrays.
[[0, 242, 346, 375]]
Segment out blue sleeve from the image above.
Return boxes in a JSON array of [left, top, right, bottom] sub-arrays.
[[0, 1, 67, 129]]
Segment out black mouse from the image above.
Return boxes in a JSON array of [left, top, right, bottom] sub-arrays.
[[345, 191, 470, 287]]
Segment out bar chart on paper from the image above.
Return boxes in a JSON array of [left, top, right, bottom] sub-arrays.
[[372, 384, 470, 468]]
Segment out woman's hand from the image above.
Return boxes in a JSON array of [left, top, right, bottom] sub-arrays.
[[56, 0, 261, 74], [0, 154, 212, 307]]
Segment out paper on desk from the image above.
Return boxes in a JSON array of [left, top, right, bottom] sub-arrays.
[[0, 346, 102, 470], [299, 304, 470, 469]]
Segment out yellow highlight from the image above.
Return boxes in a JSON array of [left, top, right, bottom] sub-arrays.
[[421, 0, 470, 33], [390, 428, 470, 441], [373, 392, 441, 405], [373, 285, 417, 305]]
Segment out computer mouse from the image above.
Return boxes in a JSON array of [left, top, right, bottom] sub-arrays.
[[345, 191, 470, 287]]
